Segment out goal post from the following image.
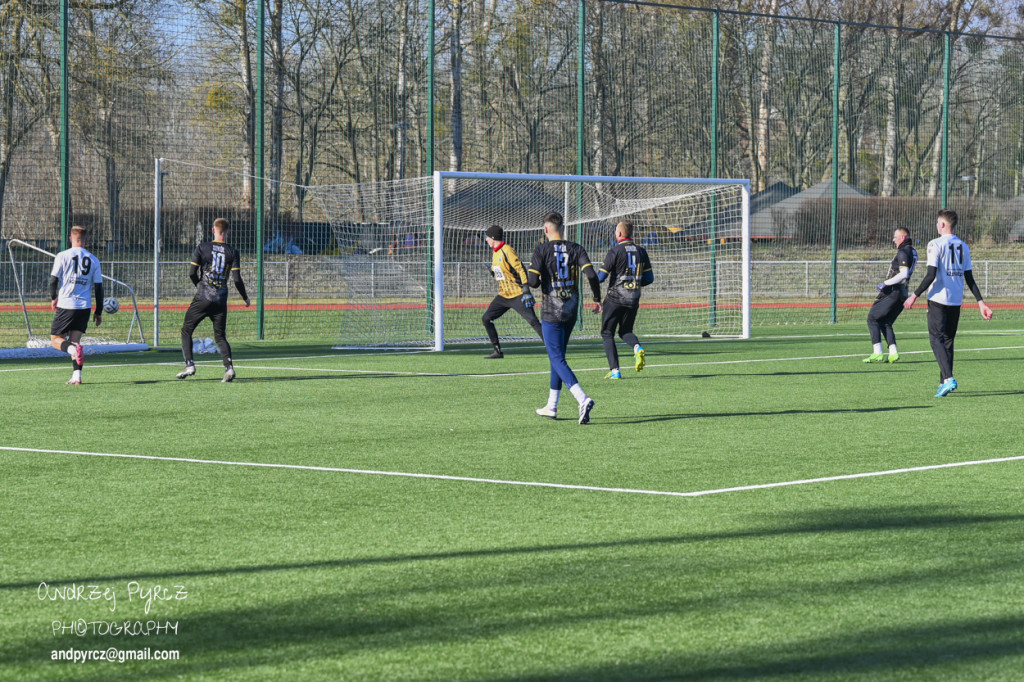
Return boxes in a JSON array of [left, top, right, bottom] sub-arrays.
[[1, 239, 148, 359], [430, 171, 750, 351]]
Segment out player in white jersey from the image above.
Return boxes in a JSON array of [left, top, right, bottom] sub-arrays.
[[904, 209, 992, 397], [49, 226, 103, 385]]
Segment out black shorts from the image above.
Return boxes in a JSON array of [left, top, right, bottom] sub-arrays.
[[182, 298, 228, 338], [483, 295, 539, 323], [601, 298, 639, 338], [50, 308, 91, 337]]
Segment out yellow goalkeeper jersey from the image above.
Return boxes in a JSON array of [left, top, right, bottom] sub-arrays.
[[490, 242, 529, 299]]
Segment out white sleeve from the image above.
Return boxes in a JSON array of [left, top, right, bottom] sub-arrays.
[[93, 258, 102, 284], [926, 242, 939, 267], [51, 254, 63, 278], [883, 269, 909, 286], [963, 243, 972, 271]]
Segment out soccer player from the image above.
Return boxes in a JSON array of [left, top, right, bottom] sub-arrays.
[[176, 218, 250, 382], [527, 212, 602, 424], [863, 227, 917, 364], [481, 224, 543, 358], [49, 226, 103, 385], [904, 209, 993, 396], [597, 219, 654, 379]]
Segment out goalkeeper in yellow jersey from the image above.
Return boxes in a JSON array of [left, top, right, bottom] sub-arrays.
[[481, 224, 543, 358]]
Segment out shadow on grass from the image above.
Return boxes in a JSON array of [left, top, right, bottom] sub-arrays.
[[5, 508, 1024, 679], [3, 506, 1015, 592], [603, 404, 933, 424], [491, 616, 1024, 681]]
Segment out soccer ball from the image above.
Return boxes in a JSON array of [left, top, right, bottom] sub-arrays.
[[102, 297, 120, 314]]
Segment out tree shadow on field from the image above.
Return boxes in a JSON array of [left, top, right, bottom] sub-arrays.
[[493, 616, 1024, 681], [603, 404, 933, 425], [5, 505, 1012, 593], [5, 507, 1024, 679]]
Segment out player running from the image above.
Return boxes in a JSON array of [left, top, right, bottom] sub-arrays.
[[903, 209, 993, 396], [527, 212, 602, 424], [481, 224, 543, 358], [863, 227, 917, 364], [176, 218, 250, 382], [49, 226, 103, 385], [597, 219, 654, 379]]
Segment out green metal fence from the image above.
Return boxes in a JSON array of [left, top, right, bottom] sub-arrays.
[[3, 0, 1023, 347]]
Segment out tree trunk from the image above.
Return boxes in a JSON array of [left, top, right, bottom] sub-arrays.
[[268, 0, 285, 222], [449, 0, 464, 172], [236, 0, 256, 210], [589, 1, 606, 177], [754, 0, 781, 192], [880, 2, 904, 196], [395, 0, 410, 179]]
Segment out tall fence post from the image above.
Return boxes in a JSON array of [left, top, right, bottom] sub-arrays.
[[255, 0, 266, 339], [709, 10, 720, 328], [153, 158, 162, 346], [941, 31, 951, 207], [577, 0, 585, 178], [59, 0, 70, 250], [575, 0, 586, 331], [830, 22, 841, 324], [426, 0, 436, 337]]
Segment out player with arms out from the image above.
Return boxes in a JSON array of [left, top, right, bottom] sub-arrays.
[[904, 209, 993, 396], [49, 225, 103, 385], [527, 212, 602, 424], [598, 219, 654, 379], [481, 224, 543, 358], [176, 218, 250, 382], [863, 227, 917, 364]]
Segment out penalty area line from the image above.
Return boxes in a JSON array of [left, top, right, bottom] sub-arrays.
[[1, 446, 1022, 499]]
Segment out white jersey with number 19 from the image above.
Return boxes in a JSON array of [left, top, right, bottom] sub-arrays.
[[51, 247, 102, 310], [925, 233, 971, 306]]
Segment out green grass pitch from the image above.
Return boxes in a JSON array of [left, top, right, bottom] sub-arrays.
[[2, 318, 1024, 680]]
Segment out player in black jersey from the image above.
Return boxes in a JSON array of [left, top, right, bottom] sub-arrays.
[[527, 212, 602, 424], [863, 227, 917, 364], [597, 220, 654, 379], [176, 218, 250, 382]]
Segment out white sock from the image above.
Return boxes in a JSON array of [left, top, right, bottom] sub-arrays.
[[568, 383, 588, 404], [873, 343, 883, 354], [66, 344, 77, 358], [633, 344, 641, 353], [547, 389, 560, 409], [889, 344, 898, 355], [71, 369, 81, 379]]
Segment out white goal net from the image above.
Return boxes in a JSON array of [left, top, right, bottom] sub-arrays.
[[429, 172, 750, 350]]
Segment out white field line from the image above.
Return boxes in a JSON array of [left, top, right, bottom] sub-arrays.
[[1, 445, 1022, 498], [3, 343, 1023, 378]]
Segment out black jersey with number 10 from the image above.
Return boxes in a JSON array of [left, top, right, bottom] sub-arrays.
[[191, 241, 241, 304]]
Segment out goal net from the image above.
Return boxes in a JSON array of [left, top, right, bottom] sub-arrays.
[[429, 172, 750, 350], [1, 239, 148, 359]]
